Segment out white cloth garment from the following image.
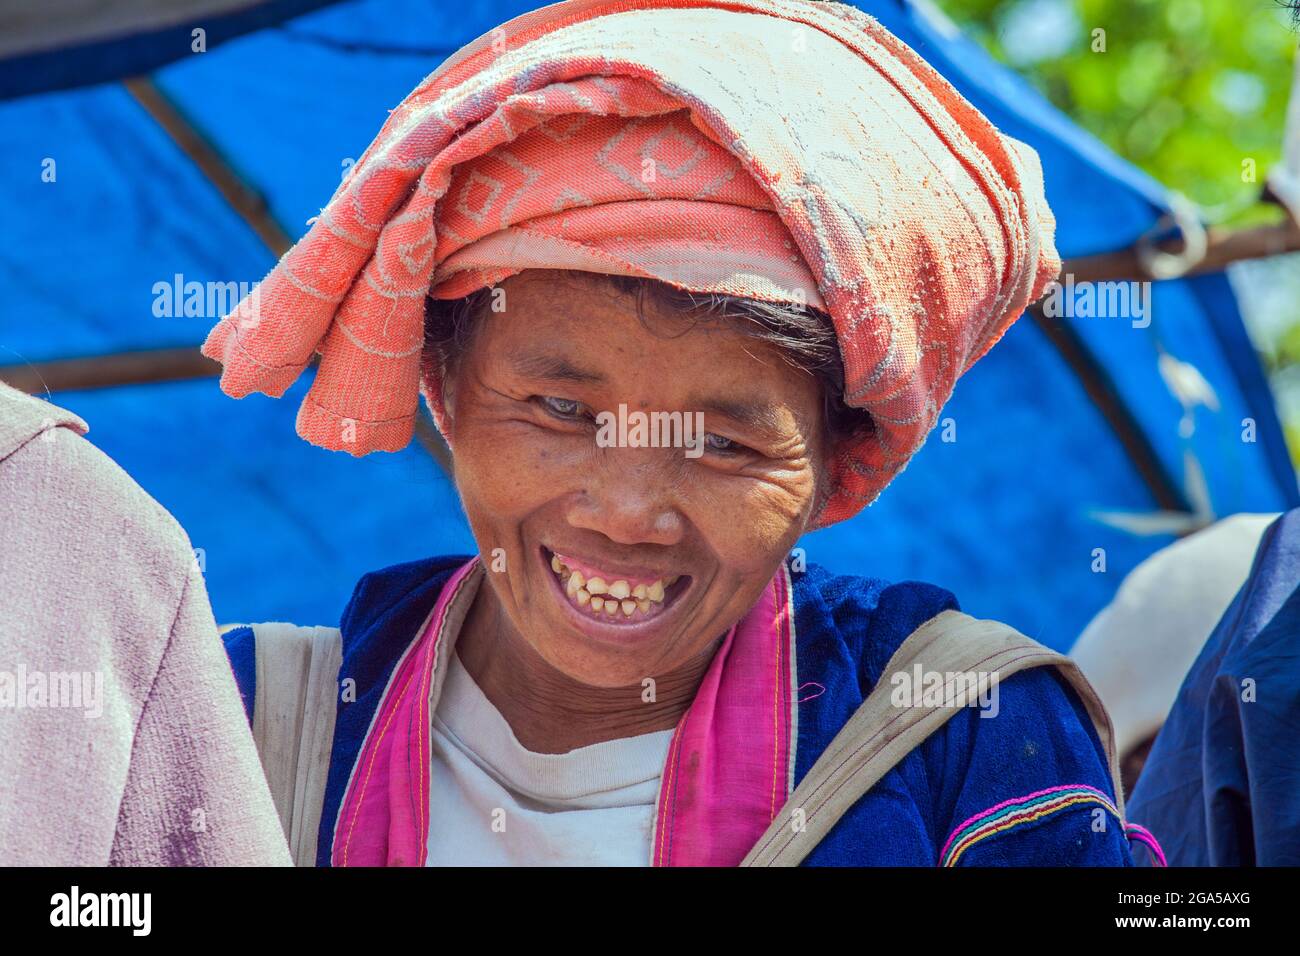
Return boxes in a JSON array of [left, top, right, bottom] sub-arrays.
[[425, 648, 674, 866]]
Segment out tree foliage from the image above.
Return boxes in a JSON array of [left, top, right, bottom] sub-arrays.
[[932, 0, 1297, 226]]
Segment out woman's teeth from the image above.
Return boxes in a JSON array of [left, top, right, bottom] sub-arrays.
[[549, 553, 678, 620]]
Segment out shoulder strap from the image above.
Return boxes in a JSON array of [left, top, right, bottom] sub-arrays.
[[249, 623, 343, 867], [740, 609, 1123, 867]]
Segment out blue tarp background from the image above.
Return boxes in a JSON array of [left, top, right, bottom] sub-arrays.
[[2, 0, 1294, 647]]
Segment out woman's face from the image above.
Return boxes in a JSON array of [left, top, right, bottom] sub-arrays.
[[442, 270, 829, 687]]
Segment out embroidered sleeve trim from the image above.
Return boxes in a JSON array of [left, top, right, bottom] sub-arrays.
[[939, 784, 1167, 867]]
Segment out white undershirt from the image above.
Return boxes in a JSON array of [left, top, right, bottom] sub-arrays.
[[425, 648, 675, 866]]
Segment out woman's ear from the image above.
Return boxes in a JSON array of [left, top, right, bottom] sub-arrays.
[[811, 424, 856, 529], [420, 356, 456, 444], [441, 370, 457, 424], [438, 369, 461, 449], [806, 440, 836, 530], [812, 409, 873, 527]]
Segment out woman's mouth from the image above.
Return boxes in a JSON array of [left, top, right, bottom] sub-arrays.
[[540, 547, 691, 628]]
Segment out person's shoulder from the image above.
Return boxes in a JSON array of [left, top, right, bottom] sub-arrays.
[[790, 562, 960, 634], [788, 568, 1135, 862], [0, 383, 87, 455], [926, 661, 1137, 865], [790, 562, 960, 691], [0, 388, 196, 610]]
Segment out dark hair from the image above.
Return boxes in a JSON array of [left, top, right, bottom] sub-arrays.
[[422, 272, 875, 445]]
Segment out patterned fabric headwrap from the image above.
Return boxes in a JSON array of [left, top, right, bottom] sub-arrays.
[[202, 0, 1060, 527]]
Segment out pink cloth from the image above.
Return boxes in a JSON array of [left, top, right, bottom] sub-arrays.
[[0, 383, 291, 866], [652, 563, 795, 865], [202, 0, 1059, 526]]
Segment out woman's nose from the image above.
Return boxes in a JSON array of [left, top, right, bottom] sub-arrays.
[[564, 457, 685, 547]]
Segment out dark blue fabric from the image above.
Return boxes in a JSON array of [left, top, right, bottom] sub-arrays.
[[221, 625, 257, 724], [789, 565, 1134, 866], [220, 556, 1136, 866], [1127, 509, 1300, 866]]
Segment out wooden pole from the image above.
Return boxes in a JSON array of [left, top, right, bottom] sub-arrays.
[[1066, 214, 1300, 286], [0, 347, 221, 395]]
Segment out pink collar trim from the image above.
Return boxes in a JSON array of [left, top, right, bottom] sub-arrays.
[[652, 563, 796, 865], [332, 558, 797, 866]]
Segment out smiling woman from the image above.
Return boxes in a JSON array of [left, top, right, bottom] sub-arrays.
[[206, 0, 1164, 867], [432, 270, 836, 694]]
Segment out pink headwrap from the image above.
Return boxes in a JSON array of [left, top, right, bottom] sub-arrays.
[[203, 0, 1059, 527]]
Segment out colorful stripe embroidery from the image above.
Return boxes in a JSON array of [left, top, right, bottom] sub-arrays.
[[940, 784, 1166, 867]]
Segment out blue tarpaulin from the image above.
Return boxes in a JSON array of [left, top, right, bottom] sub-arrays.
[[2, 0, 1294, 646]]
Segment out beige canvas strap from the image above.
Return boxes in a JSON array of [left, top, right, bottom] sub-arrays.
[[250, 623, 342, 867], [741, 610, 1123, 867]]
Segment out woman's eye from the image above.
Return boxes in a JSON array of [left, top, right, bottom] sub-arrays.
[[704, 432, 743, 454], [537, 396, 586, 419]]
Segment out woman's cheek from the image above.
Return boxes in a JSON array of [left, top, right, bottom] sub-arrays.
[[458, 421, 581, 515], [695, 467, 816, 574]]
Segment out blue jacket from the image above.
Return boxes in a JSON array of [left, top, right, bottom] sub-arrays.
[[1128, 509, 1300, 865]]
